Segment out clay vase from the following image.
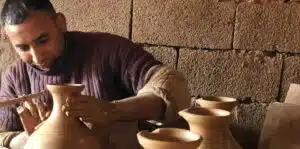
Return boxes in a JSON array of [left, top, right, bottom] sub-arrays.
[[137, 128, 201, 149], [196, 96, 237, 111], [179, 108, 242, 149], [24, 84, 102, 149]]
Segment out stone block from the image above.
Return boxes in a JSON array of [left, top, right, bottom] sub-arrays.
[[52, 0, 131, 38], [144, 46, 177, 68], [236, 103, 267, 133], [0, 2, 19, 75], [281, 56, 300, 101], [178, 49, 282, 102], [133, 0, 236, 49], [234, 3, 300, 53], [0, 40, 19, 73], [237, 0, 293, 3]]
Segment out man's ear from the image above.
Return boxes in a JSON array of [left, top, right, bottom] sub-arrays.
[[0, 28, 8, 40], [55, 12, 67, 32]]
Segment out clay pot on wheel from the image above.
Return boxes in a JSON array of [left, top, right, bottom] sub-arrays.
[[196, 96, 237, 111], [24, 84, 103, 149], [137, 128, 201, 149], [179, 108, 242, 149]]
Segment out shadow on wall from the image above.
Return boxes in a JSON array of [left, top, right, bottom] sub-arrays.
[[231, 124, 260, 149]]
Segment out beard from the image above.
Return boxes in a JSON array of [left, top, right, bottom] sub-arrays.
[[28, 58, 54, 72]]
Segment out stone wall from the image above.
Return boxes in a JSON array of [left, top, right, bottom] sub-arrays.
[[1, 0, 300, 149]]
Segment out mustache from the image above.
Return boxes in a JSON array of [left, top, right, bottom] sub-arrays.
[[28, 60, 48, 67], [29, 61, 51, 71]]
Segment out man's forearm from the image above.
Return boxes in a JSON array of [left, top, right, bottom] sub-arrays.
[[111, 92, 165, 121]]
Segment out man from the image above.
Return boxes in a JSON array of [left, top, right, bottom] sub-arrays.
[[0, 0, 190, 149]]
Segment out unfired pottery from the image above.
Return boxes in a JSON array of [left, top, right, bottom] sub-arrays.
[[179, 108, 242, 149], [196, 96, 237, 111], [137, 128, 201, 149], [268, 120, 300, 149], [284, 83, 300, 105], [24, 84, 102, 149], [258, 102, 300, 149]]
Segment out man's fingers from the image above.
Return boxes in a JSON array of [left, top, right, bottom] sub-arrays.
[[66, 96, 89, 105], [17, 106, 40, 134], [66, 97, 115, 111], [36, 102, 48, 121], [45, 111, 51, 118], [43, 102, 51, 118], [66, 95, 98, 105], [23, 100, 39, 118], [64, 108, 88, 118], [98, 100, 116, 111], [79, 112, 111, 126], [62, 104, 84, 112], [79, 116, 92, 122], [23, 99, 51, 121]]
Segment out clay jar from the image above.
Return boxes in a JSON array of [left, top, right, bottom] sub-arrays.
[[179, 108, 242, 149], [24, 84, 102, 149], [196, 96, 237, 111], [137, 128, 201, 149]]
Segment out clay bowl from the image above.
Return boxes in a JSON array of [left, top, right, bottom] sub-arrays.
[[137, 128, 201, 149], [196, 96, 237, 111]]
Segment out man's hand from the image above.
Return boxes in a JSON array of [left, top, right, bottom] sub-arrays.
[[62, 95, 117, 127], [23, 99, 51, 121], [9, 99, 51, 149], [17, 99, 51, 134]]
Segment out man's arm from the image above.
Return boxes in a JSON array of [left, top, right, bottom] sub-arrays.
[[63, 37, 191, 127], [112, 92, 165, 121], [0, 66, 51, 148], [109, 37, 191, 124], [62, 65, 190, 128], [0, 68, 23, 147], [112, 65, 191, 125]]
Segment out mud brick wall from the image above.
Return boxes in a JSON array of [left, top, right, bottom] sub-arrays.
[[1, 0, 300, 149]]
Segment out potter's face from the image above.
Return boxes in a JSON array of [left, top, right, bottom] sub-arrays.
[[4, 11, 66, 71]]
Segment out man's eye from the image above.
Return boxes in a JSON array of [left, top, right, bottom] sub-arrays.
[[16, 45, 29, 51], [36, 37, 48, 45]]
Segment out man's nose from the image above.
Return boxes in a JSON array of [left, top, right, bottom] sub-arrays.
[[30, 47, 44, 64]]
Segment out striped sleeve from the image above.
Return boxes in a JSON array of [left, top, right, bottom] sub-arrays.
[[0, 66, 23, 131], [116, 41, 162, 95]]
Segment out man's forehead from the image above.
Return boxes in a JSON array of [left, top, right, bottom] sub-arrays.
[[4, 24, 23, 33], [5, 11, 51, 30], [4, 11, 53, 43]]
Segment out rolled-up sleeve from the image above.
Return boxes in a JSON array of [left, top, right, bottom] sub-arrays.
[[112, 37, 191, 125], [137, 65, 191, 124]]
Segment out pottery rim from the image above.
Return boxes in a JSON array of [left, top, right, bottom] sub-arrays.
[[178, 108, 231, 120], [46, 84, 84, 93], [196, 96, 237, 103], [137, 128, 201, 147], [195, 96, 237, 111]]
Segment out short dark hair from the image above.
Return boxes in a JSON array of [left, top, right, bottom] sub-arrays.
[[1, 0, 56, 26]]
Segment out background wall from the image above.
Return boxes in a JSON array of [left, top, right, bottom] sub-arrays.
[[1, 0, 300, 149]]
